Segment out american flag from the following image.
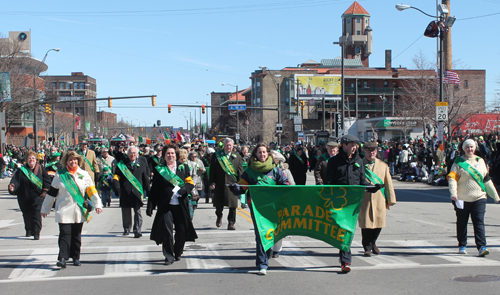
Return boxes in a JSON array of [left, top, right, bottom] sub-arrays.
[[437, 70, 460, 85]]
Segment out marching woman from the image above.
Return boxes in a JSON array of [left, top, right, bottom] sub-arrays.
[[231, 143, 288, 275], [9, 151, 51, 239], [41, 150, 103, 268], [448, 139, 500, 256], [146, 144, 198, 265]]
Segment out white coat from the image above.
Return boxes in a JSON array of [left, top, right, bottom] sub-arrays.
[[41, 167, 102, 224]]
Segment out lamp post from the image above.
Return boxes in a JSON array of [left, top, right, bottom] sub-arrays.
[[33, 48, 60, 149], [333, 41, 345, 137], [222, 83, 239, 141]]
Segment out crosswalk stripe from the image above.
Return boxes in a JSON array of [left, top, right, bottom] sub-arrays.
[[8, 248, 59, 280], [185, 243, 231, 269], [275, 241, 330, 268], [391, 240, 499, 264], [104, 245, 152, 275]]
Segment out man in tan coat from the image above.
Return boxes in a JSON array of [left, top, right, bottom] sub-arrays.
[[79, 141, 100, 181], [359, 141, 396, 256]]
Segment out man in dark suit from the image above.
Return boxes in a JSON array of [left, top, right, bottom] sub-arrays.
[[113, 146, 150, 238], [209, 138, 243, 230]]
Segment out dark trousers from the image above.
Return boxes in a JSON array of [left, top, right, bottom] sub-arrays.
[[339, 250, 351, 265], [454, 198, 487, 249], [18, 199, 42, 236], [162, 205, 187, 263], [361, 228, 382, 251], [122, 205, 142, 234], [250, 204, 272, 270], [215, 206, 236, 224], [58, 223, 83, 260]]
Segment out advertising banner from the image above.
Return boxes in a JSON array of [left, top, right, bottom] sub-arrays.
[[294, 74, 341, 100], [0, 72, 12, 102]]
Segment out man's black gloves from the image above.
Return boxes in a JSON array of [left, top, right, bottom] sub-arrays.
[[366, 183, 385, 193]]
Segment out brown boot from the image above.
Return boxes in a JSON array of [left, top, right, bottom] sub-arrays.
[[372, 244, 381, 255]]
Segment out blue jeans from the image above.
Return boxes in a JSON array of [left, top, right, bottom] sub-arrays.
[[101, 190, 111, 205], [454, 198, 487, 249], [250, 204, 272, 270], [389, 162, 395, 176]]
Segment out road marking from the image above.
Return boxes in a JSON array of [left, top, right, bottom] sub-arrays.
[[185, 244, 231, 270], [104, 245, 152, 276], [236, 208, 253, 224], [0, 220, 22, 229], [7, 248, 59, 281], [237, 207, 251, 217], [275, 241, 330, 268]]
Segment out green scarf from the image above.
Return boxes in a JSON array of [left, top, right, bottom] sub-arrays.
[[293, 150, 304, 164], [249, 156, 275, 173], [46, 160, 59, 170], [156, 164, 185, 187], [454, 156, 486, 192]]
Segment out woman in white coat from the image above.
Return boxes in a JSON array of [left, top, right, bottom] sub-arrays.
[[41, 150, 103, 268]]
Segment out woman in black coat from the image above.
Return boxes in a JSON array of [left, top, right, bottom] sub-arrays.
[[146, 144, 197, 265], [8, 151, 51, 239], [288, 147, 308, 185]]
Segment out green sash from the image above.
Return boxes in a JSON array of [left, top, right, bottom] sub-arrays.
[[99, 157, 110, 170], [215, 151, 238, 179], [245, 167, 277, 186], [97, 173, 113, 191], [321, 154, 329, 162], [155, 164, 185, 187], [152, 156, 160, 165], [293, 150, 304, 164], [117, 161, 144, 200], [364, 164, 387, 202], [81, 152, 95, 172], [454, 156, 486, 192], [46, 161, 59, 171], [58, 168, 91, 222], [19, 166, 43, 191]]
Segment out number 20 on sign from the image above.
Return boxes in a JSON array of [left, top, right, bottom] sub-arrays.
[[436, 102, 448, 122]]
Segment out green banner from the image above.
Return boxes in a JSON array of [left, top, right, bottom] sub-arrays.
[[249, 185, 366, 252]]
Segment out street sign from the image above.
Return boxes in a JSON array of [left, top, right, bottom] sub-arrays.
[[276, 123, 283, 133], [294, 116, 302, 125], [228, 104, 246, 111], [437, 121, 444, 142], [294, 124, 302, 132], [436, 102, 448, 122], [235, 133, 240, 140]]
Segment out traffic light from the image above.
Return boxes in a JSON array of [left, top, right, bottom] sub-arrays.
[[44, 104, 52, 113], [202, 105, 205, 114], [108, 96, 112, 108], [300, 100, 305, 111], [295, 100, 298, 113], [152, 95, 157, 106], [168, 104, 171, 113]]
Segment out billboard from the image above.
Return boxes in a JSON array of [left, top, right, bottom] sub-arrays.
[[294, 74, 341, 100], [457, 114, 500, 135], [0, 72, 12, 102]]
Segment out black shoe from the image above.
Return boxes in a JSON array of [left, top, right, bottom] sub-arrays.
[[372, 245, 381, 255], [134, 233, 142, 238], [26, 230, 32, 237], [73, 259, 81, 266], [272, 252, 280, 258], [164, 259, 174, 265], [174, 256, 181, 261], [33, 235, 40, 240], [227, 224, 236, 230], [363, 250, 372, 257], [216, 217, 222, 228], [123, 231, 130, 236], [57, 258, 67, 268], [205, 199, 210, 203]]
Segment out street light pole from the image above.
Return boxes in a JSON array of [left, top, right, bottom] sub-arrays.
[[33, 48, 60, 149]]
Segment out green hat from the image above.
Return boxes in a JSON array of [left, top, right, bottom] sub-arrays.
[[50, 152, 61, 158], [103, 166, 110, 172]]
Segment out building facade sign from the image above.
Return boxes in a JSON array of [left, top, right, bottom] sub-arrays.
[[294, 74, 341, 99]]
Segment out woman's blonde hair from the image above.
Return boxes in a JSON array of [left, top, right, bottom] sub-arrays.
[[178, 149, 188, 162], [61, 150, 83, 167], [24, 151, 37, 163]]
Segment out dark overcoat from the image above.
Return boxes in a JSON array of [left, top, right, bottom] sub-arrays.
[[113, 157, 150, 208], [209, 151, 243, 208]]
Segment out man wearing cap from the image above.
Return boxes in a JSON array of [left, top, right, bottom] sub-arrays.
[[209, 138, 243, 230], [79, 141, 100, 182], [359, 141, 396, 257], [314, 141, 339, 185], [98, 148, 117, 174], [325, 135, 382, 273], [46, 151, 63, 179]]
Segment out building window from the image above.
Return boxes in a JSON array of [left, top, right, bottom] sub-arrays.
[[347, 19, 351, 23], [366, 19, 368, 24], [256, 81, 261, 92], [464, 80, 469, 88], [66, 82, 72, 90], [357, 18, 360, 23], [384, 80, 388, 87], [52, 82, 56, 89], [355, 46, 361, 54], [285, 97, 289, 105], [74, 83, 80, 90], [363, 81, 368, 88], [357, 80, 362, 88], [59, 82, 65, 89], [357, 30, 361, 35], [257, 98, 261, 106], [454, 84, 459, 90], [364, 97, 368, 103], [80, 82, 85, 89], [285, 80, 289, 90]]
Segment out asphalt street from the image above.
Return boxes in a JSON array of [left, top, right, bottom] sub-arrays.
[[1, 172, 500, 295]]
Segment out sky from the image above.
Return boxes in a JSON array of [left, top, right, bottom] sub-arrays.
[[1, 0, 499, 132]]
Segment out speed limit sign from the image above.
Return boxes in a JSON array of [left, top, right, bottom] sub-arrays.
[[436, 102, 448, 122]]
